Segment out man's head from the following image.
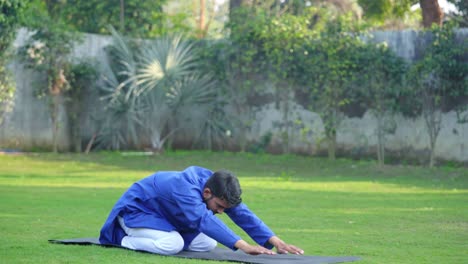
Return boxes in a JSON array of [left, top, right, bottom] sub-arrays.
[[203, 170, 242, 214]]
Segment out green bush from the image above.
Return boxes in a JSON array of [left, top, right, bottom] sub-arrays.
[[0, 0, 27, 126]]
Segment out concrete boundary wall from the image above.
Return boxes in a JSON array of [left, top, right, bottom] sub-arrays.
[[0, 28, 467, 162]]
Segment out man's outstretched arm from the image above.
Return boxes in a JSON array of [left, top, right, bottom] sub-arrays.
[[268, 236, 304, 255]]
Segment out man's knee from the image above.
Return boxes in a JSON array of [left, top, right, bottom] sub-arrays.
[[200, 237, 217, 251], [155, 232, 184, 255], [122, 231, 184, 255], [188, 233, 217, 252]]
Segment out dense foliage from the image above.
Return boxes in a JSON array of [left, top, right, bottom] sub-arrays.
[[447, 0, 468, 26], [18, 18, 82, 152], [21, 0, 169, 38], [0, 0, 27, 126], [198, 4, 467, 165], [353, 42, 408, 165], [7, 0, 467, 165], [358, 0, 417, 21], [65, 60, 98, 153], [408, 22, 468, 167]]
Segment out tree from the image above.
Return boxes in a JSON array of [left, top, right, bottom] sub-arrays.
[[447, 0, 468, 26], [419, 0, 443, 27], [256, 9, 317, 153], [98, 27, 219, 152], [220, 4, 320, 153], [300, 13, 366, 160], [0, 0, 27, 127], [358, 0, 417, 20], [199, 9, 268, 151], [358, 0, 462, 29], [198, 0, 207, 38], [408, 23, 467, 167], [64, 60, 98, 152], [355, 42, 407, 166], [357, 0, 423, 29], [19, 20, 81, 152], [165, 0, 225, 39], [22, 0, 168, 38]]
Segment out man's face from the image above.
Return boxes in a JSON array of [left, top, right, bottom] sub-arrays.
[[203, 188, 230, 214]]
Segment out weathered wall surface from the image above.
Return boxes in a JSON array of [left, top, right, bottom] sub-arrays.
[[0, 29, 112, 151], [1, 28, 467, 162], [251, 103, 468, 162], [246, 29, 468, 162]]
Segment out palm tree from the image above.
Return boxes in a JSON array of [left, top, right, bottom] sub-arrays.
[[98, 27, 223, 152]]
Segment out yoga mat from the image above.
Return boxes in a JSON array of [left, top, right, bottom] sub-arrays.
[[49, 238, 360, 264]]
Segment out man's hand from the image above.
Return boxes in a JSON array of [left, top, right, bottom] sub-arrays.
[[235, 240, 276, 255], [269, 236, 304, 255]]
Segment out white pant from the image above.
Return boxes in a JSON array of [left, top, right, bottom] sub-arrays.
[[118, 216, 217, 255]]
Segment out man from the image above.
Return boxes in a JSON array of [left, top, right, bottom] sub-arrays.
[[99, 166, 304, 255]]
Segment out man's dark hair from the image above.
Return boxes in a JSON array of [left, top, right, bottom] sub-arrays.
[[205, 170, 242, 207]]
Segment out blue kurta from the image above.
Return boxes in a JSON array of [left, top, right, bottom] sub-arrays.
[[99, 166, 275, 250]]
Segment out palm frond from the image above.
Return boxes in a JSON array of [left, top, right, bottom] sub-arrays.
[[107, 26, 140, 103], [165, 73, 217, 109], [98, 30, 225, 152], [136, 36, 198, 94]]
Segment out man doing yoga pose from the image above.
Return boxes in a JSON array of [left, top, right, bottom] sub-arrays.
[[99, 166, 304, 255]]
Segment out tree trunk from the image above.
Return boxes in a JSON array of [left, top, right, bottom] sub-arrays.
[[51, 94, 60, 153], [198, 0, 206, 38], [429, 138, 436, 168], [376, 116, 385, 167], [70, 107, 82, 153], [281, 96, 290, 154], [419, 0, 443, 28], [325, 117, 337, 160], [120, 0, 125, 32], [328, 132, 336, 160]]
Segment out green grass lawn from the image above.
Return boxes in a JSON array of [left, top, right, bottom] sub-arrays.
[[0, 151, 467, 263]]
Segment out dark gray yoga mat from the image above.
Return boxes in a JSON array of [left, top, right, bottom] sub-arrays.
[[49, 238, 360, 264]]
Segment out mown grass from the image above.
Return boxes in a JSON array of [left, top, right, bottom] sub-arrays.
[[0, 151, 467, 263]]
